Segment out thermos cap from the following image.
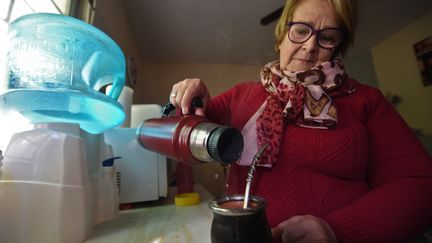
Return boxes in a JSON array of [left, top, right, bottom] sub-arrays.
[[207, 126, 244, 164], [175, 192, 200, 206]]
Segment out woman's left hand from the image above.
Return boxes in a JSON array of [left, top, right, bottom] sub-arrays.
[[271, 215, 337, 243]]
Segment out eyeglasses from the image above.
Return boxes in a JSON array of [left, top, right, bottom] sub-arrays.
[[286, 22, 344, 49]]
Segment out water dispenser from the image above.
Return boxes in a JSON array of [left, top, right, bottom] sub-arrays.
[[0, 13, 126, 243]]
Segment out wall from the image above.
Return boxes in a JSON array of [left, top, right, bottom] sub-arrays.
[[92, 0, 262, 106], [372, 11, 432, 134], [343, 51, 379, 87], [134, 61, 261, 105], [92, 0, 144, 90]]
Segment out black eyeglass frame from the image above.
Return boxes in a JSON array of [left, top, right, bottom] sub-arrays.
[[286, 21, 345, 49]]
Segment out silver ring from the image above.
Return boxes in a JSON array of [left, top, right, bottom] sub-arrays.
[[170, 91, 177, 98]]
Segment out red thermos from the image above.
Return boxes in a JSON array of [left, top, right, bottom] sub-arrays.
[[136, 102, 244, 166]]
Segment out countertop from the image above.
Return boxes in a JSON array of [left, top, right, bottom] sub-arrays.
[[84, 184, 214, 243]]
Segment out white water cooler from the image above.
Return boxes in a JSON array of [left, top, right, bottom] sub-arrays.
[[0, 123, 120, 243], [0, 123, 93, 242]]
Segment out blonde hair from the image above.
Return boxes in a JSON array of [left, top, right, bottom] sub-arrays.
[[274, 0, 357, 57]]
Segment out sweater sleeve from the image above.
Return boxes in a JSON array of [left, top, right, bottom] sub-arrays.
[[205, 86, 234, 126], [323, 88, 432, 242], [205, 82, 259, 126]]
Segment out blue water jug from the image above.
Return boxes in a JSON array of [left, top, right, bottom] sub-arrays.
[[0, 13, 126, 134]]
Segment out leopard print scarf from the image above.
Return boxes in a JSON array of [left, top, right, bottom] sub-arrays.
[[238, 58, 357, 167]]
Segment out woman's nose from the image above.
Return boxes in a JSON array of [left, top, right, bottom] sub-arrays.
[[301, 34, 318, 52]]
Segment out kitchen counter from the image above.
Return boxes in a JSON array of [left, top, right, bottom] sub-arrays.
[[85, 184, 214, 243]]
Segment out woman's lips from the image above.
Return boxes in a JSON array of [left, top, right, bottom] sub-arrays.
[[293, 58, 314, 63]]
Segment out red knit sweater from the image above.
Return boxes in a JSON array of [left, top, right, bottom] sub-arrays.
[[206, 80, 432, 243]]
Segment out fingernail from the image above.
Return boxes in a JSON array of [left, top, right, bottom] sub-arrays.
[[182, 108, 188, 114]]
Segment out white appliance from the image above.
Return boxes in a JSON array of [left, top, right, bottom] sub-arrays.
[[0, 123, 94, 243], [104, 104, 168, 203], [0, 122, 121, 243]]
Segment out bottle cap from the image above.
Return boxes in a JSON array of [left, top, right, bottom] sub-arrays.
[[207, 126, 243, 165], [174, 192, 200, 206]]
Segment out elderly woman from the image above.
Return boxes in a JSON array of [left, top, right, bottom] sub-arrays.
[[169, 0, 432, 242]]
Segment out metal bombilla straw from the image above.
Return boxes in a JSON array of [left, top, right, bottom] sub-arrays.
[[243, 143, 269, 209]]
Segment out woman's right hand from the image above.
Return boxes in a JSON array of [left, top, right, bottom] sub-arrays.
[[169, 78, 210, 116], [271, 215, 337, 243]]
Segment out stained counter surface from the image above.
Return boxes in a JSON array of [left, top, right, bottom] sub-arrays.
[[85, 185, 213, 243]]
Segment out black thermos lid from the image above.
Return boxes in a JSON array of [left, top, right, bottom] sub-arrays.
[[207, 126, 244, 164]]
